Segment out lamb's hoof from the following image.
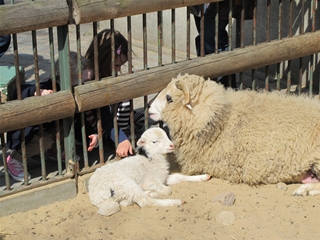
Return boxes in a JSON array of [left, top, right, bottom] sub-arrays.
[[181, 200, 187, 205]]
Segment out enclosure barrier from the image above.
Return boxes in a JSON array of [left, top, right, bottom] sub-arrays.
[[0, 0, 319, 206]]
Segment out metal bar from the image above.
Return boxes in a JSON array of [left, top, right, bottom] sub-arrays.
[[57, 24, 76, 174], [157, 11, 163, 66], [265, 0, 271, 91], [287, 0, 293, 94], [276, 0, 282, 91], [186, 7, 191, 60], [200, 4, 205, 57], [32, 29, 47, 180], [127, 16, 135, 148], [215, 2, 219, 54], [143, 13, 148, 70], [251, 0, 257, 90], [75, 24, 89, 169], [171, 8, 176, 64], [298, 0, 305, 95], [309, 0, 315, 96]]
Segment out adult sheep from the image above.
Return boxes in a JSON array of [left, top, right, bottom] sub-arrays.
[[88, 127, 210, 216], [148, 73, 320, 196]]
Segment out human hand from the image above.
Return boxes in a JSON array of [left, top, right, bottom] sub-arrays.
[[88, 134, 99, 151], [116, 139, 133, 158], [34, 89, 53, 96]]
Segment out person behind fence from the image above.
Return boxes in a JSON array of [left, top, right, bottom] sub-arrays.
[[190, 2, 237, 88], [5, 52, 132, 181], [0, 0, 11, 58], [85, 29, 145, 138]]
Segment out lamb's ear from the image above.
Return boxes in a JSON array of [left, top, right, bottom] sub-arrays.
[[137, 138, 146, 148], [175, 80, 193, 110]]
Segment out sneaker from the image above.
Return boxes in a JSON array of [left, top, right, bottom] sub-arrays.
[[46, 151, 80, 162], [6, 155, 31, 182]]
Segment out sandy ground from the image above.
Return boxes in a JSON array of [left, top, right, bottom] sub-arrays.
[[0, 175, 319, 240]]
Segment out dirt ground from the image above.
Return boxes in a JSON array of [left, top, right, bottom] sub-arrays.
[[0, 176, 319, 240]]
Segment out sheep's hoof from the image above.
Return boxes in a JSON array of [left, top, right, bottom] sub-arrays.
[[201, 174, 211, 181], [181, 200, 187, 205], [292, 183, 320, 196]]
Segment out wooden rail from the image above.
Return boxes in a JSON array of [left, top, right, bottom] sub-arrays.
[[74, 31, 320, 112], [1, 31, 319, 133], [0, 0, 221, 35], [0, 91, 75, 133], [0, 0, 69, 35], [72, 0, 221, 24]]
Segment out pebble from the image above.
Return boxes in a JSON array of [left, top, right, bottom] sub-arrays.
[[215, 211, 235, 226], [211, 192, 236, 206], [277, 182, 288, 191]]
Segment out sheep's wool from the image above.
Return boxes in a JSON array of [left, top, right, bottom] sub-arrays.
[[160, 74, 320, 185]]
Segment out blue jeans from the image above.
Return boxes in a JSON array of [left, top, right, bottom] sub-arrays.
[[0, 0, 11, 57]]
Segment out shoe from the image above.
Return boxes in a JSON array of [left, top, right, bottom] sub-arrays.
[[6, 155, 31, 182], [46, 151, 80, 162]]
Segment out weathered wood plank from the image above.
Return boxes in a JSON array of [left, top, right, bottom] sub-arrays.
[[0, 91, 75, 134], [72, 0, 222, 24], [74, 31, 320, 112], [0, 0, 69, 35]]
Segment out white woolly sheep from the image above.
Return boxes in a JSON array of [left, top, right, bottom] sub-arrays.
[[148, 73, 320, 196], [88, 127, 210, 216]]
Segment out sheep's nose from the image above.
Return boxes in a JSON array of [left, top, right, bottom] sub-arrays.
[[170, 143, 175, 150]]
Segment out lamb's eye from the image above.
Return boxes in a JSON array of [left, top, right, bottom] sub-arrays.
[[152, 141, 158, 144], [166, 95, 173, 103]]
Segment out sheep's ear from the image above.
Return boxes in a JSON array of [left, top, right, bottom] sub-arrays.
[[175, 80, 193, 110], [137, 138, 146, 148]]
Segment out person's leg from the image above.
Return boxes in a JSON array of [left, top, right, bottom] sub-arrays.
[[194, 15, 218, 56], [11, 131, 53, 161], [7, 131, 53, 181]]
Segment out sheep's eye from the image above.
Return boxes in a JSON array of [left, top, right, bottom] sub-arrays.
[[152, 141, 158, 144], [166, 95, 173, 103]]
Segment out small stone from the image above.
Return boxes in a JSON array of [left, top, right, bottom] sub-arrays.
[[277, 182, 288, 191], [212, 192, 236, 206], [215, 211, 235, 226]]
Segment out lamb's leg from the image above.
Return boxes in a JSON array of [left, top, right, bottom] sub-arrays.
[[143, 179, 173, 198], [166, 173, 211, 185], [292, 182, 320, 196], [126, 181, 182, 207], [134, 192, 183, 207]]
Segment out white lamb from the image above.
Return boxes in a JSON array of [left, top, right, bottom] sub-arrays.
[[88, 127, 210, 216]]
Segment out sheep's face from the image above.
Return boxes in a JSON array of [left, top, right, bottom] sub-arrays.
[[149, 78, 187, 122], [137, 127, 175, 154], [148, 89, 169, 122]]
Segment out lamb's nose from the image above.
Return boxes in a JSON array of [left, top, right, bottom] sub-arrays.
[[170, 143, 175, 150]]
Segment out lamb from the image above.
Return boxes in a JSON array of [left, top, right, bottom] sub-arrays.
[[148, 73, 320, 196], [88, 127, 210, 216]]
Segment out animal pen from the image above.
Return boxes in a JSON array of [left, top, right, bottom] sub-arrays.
[[0, 0, 319, 215]]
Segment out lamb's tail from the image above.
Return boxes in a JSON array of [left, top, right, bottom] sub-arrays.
[[97, 201, 121, 216]]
